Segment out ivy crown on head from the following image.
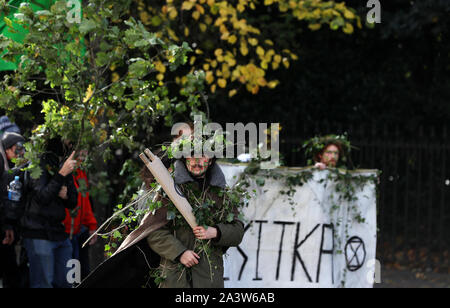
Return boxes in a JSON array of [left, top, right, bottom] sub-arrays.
[[302, 133, 353, 166], [163, 130, 232, 160]]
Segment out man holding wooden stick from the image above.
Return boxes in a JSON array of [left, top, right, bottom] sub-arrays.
[[79, 130, 245, 288]]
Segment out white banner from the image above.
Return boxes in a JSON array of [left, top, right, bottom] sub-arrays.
[[219, 163, 378, 288]]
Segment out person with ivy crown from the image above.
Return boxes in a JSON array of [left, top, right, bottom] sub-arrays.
[[303, 134, 353, 170], [78, 129, 246, 288], [144, 133, 245, 288]]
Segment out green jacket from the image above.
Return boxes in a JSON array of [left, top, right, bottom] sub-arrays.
[[146, 161, 245, 288]]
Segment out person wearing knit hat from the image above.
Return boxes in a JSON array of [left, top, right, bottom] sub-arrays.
[[1, 132, 25, 159], [0, 132, 26, 288]]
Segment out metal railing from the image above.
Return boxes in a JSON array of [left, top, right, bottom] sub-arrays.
[[280, 122, 450, 273]]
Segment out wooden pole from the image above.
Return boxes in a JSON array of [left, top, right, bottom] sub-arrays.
[[139, 149, 198, 229]]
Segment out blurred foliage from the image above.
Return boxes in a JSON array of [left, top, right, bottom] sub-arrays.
[[0, 0, 205, 207], [133, 0, 361, 96]]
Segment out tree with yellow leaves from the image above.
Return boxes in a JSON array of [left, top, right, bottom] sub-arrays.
[[134, 0, 362, 97]]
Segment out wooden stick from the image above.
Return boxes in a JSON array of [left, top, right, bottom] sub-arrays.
[[139, 149, 198, 229]]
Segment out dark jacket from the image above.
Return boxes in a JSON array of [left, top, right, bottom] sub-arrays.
[[21, 152, 77, 241], [0, 156, 27, 233]]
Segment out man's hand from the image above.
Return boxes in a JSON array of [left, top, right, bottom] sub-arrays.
[[179, 250, 200, 268], [2, 229, 14, 245], [193, 226, 217, 240], [58, 186, 68, 200], [314, 162, 327, 170], [59, 151, 77, 176]]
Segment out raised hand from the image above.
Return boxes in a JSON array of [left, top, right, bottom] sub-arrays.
[[59, 151, 77, 176]]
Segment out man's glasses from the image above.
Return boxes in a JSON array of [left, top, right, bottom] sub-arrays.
[[15, 142, 25, 156]]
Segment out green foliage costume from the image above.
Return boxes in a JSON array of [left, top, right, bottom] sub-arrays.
[[147, 160, 245, 288], [79, 159, 245, 288]]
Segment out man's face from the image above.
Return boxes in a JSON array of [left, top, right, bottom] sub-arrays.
[[5, 143, 24, 160], [185, 156, 212, 177], [319, 144, 340, 167]]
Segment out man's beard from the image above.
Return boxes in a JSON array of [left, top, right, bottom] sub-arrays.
[[189, 164, 208, 177]]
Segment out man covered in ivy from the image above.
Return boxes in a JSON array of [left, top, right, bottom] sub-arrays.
[[79, 131, 246, 288], [145, 151, 245, 288]]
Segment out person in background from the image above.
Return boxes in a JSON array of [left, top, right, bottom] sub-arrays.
[[314, 142, 343, 170], [21, 138, 78, 288], [303, 134, 352, 170], [0, 132, 26, 288], [63, 149, 97, 281]]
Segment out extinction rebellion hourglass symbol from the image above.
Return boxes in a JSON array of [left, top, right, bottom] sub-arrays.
[[345, 237, 366, 272]]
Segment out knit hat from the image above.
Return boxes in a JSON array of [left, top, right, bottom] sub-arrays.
[[2, 132, 25, 150]]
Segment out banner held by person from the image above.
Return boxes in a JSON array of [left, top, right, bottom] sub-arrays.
[[219, 163, 378, 288]]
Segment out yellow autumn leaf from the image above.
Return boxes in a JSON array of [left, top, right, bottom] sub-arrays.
[[228, 35, 238, 44], [168, 8, 178, 19], [199, 23, 207, 32], [184, 27, 190, 36], [206, 71, 214, 84], [343, 23, 354, 34], [99, 130, 108, 143], [219, 24, 228, 35], [344, 9, 355, 19], [221, 32, 230, 41], [273, 54, 282, 63], [240, 42, 249, 56], [139, 11, 151, 25], [229, 89, 237, 97], [190, 56, 196, 65], [308, 23, 322, 31], [192, 10, 201, 20], [181, 1, 195, 11], [248, 38, 258, 46], [268, 80, 279, 89], [157, 73, 164, 81], [195, 4, 205, 14], [225, 55, 236, 67], [111, 72, 120, 83], [257, 77, 267, 87], [211, 84, 217, 93], [167, 28, 179, 41], [204, 14, 213, 24], [155, 61, 166, 73], [83, 84, 94, 103], [256, 46, 265, 57], [218, 78, 227, 88]]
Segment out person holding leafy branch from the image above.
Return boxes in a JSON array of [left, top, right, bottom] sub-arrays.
[[78, 127, 246, 288], [145, 132, 245, 288]]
